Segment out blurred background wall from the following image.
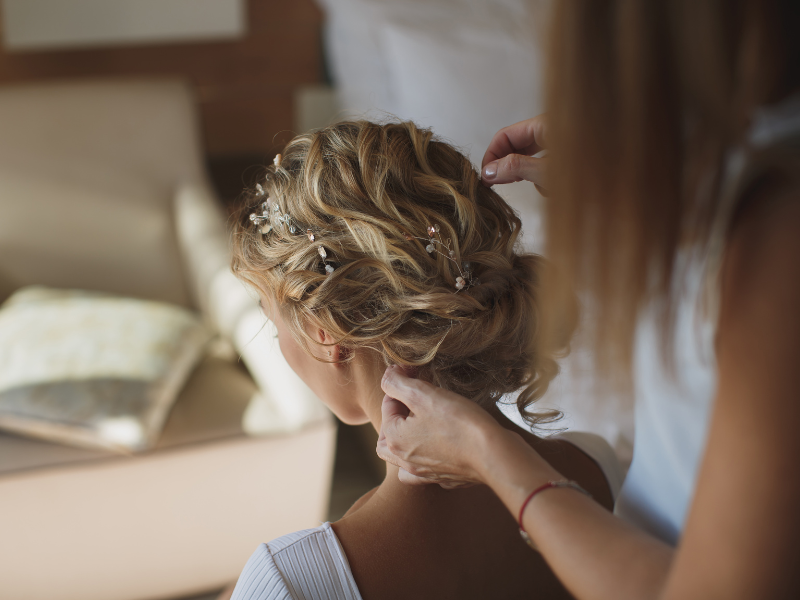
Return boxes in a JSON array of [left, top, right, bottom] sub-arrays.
[[0, 0, 323, 158]]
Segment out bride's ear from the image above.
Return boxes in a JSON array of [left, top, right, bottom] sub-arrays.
[[333, 345, 352, 362], [315, 328, 349, 365], [327, 344, 349, 364]]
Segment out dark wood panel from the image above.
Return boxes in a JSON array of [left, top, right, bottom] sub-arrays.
[[202, 92, 296, 157], [0, 0, 324, 156]]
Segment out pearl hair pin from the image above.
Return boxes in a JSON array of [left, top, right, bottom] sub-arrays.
[[318, 245, 335, 274]]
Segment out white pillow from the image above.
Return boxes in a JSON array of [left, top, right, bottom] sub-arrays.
[[0, 287, 211, 452]]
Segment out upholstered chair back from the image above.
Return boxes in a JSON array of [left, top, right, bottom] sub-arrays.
[[0, 80, 206, 307]]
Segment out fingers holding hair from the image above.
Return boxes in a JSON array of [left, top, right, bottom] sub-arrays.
[[481, 115, 548, 167], [481, 115, 549, 192], [482, 154, 549, 191], [381, 364, 436, 412]]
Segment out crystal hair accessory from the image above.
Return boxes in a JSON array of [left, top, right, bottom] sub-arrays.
[[248, 187, 336, 276], [250, 166, 471, 287], [405, 224, 476, 291], [248, 201, 272, 234]]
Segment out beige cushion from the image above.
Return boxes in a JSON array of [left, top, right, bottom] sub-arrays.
[[0, 173, 191, 305]]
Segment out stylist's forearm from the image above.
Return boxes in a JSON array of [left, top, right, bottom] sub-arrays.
[[475, 426, 561, 508], [528, 490, 672, 600], [477, 427, 673, 600]]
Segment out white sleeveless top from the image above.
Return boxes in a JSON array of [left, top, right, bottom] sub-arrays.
[[230, 522, 362, 600], [231, 432, 624, 600], [615, 93, 800, 544]]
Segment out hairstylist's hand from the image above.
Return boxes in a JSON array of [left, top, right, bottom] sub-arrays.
[[377, 365, 512, 488], [481, 114, 549, 194]]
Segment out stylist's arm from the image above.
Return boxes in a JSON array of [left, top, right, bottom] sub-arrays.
[[379, 365, 673, 600]]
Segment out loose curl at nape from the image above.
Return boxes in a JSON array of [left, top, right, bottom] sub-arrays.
[[232, 120, 577, 428]]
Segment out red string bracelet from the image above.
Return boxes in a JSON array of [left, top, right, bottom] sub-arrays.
[[518, 480, 591, 550]]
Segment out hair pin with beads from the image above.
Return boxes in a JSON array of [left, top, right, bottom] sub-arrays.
[[317, 245, 335, 274], [248, 156, 335, 276], [404, 224, 475, 292]]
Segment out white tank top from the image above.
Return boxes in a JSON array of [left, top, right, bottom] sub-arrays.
[[615, 93, 800, 544]]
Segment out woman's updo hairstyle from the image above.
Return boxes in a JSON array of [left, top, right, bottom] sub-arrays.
[[232, 121, 576, 426]]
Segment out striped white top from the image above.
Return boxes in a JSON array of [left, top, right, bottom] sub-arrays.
[[231, 432, 622, 600], [231, 522, 361, 600]]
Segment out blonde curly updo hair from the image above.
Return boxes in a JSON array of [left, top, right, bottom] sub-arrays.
[[232, 121, 576, 427]]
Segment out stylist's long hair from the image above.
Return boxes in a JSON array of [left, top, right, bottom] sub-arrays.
[[544, 0, 800, 381]]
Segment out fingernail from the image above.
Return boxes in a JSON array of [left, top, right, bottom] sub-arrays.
[[483, 162, 497, 179]]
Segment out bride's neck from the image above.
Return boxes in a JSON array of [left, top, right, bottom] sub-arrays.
[[347, 355, 387, 433], [363, 388, 384, 434]]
